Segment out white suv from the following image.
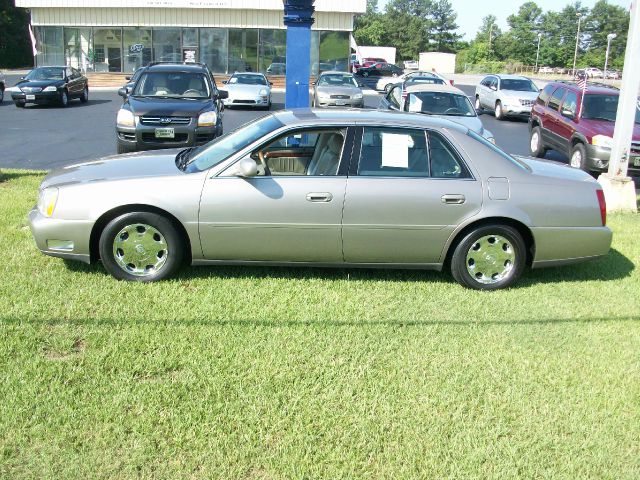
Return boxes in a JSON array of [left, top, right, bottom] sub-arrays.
[[584, 67, 603, 78], [474, 74, 540, 120]]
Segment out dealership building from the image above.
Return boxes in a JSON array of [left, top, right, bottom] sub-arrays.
[[15, 0, 365, 76]]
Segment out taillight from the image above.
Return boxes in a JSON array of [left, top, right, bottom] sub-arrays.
[[449, 79, 454, 86], [596, 189, 606, 226]]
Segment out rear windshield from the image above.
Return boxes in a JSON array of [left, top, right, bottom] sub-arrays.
[[501, 79, 538, 92], [407, 92, 476, 117], [582, 94, 640, 123], [133, 71, 211, 99], [466, 130, 530, 171]]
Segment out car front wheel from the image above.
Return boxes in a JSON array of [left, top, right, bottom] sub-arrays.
[[59, 89, 69, 107], [570, 143, 587, 170], [99, 212, 185, 282], [494, 100, 504, 120], [80, 86, 88, 103], [450, 225, 526, 290], [474, 95, 481, 111]]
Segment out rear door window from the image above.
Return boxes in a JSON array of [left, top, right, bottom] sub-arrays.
[[537, 84, 555, 105]]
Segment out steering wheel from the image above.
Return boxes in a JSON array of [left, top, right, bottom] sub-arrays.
[[183, 89, 202, 96], [257, 150, 271, 176], [444, 108, 463, 115]]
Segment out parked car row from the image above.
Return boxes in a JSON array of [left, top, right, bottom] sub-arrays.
[[5, 66, 89, 107]]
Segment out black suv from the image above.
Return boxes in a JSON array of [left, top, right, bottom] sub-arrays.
[[116, 63, 227, 153]]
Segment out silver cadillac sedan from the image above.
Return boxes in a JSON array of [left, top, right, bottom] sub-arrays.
[[29, 110, 612, 290]]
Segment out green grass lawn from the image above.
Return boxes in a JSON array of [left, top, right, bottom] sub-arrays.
[[1, 170, 639, 479]]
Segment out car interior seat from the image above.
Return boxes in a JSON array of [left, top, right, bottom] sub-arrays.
[[307, 133, 343, 176]]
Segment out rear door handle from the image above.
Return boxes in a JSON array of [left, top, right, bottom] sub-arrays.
[[306, 192, 333, 202], [441, 194, 466, 204]]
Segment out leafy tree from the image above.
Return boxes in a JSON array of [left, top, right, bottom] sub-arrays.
[[583, 0, 629, 69], [501, 2, 543, 65], [0, 0, 32, 68], [429, 0, 461, 53]]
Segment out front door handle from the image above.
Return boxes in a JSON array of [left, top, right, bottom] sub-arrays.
[[306, 192, 333, 203], [441, 194, 466, 204]]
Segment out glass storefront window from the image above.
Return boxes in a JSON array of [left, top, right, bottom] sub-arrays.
[[259, 29, 286, 75], [200, 28, 227, 73], [310, 30, 320, 77], [319, 31, 349, 72], [153, 28, 182, 63], [228, 29, 258, 73], [123, 28, 152, 73], [35, 26, 64, 67], [93, 28, 123, 72], [63, 28, 92, 72], [182, 28, 198, 47]]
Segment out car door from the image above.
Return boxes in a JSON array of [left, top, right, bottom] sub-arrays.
[[543, 87, 568, 152], [555, 89, 579, 156], [342, 126, 482, 264], [478, 76, 493, 108], [198, 126, 354, 262]]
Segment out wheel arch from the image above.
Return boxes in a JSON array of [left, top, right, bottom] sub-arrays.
[[89, 204, 192, 263], [442, 216, 535, 268]]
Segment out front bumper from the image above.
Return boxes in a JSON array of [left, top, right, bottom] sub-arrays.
[[316, 98, 364, 108], [116, 122, 218, 151], [28, 207, 93, 264], [222, 95, 270, 107], [585, 144, 640, 175], [12, 91, 59, 104]]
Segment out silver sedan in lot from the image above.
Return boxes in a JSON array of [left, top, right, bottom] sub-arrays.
[[221, 72, 272, 110], [29, 110, 611, 290], [312, 71, 364, 108]]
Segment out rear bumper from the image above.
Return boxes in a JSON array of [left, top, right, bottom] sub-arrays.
[[28, 207, 93, 264], [502, 104, 532, 116], [531, 225, 612, 268]]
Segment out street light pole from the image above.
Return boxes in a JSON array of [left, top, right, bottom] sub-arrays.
[[572, 13, 583, 76], [603, 33, 617, 81], [535, 33, 542, 72]]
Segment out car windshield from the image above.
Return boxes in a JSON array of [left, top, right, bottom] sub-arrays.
[[186, 115, 284, 172], [318, 74, 358, 87], [407, 92, 476, 117], [501, 79, 538, 92], [132, 71, 211, 99], [582, 94, 640, 123], [25, 67, 65, 81], [229, 74, 267, 86]]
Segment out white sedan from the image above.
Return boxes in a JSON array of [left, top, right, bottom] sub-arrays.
[[376, 70, 451, 92], [221, 72, 272, 110]]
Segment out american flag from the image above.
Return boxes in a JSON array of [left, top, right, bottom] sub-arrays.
[[576, 71, 588, 92]]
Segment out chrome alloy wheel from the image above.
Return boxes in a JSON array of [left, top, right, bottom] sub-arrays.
[[465, 235, 515, 285], [112, 223, 168, 277], [570, 149, 582, 168], [530, 131, 540, 153]]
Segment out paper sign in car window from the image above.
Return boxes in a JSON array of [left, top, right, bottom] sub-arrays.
[[408, 95, 423, 113], [381, 133, 410, 168]]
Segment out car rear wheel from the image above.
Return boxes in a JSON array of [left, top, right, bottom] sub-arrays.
[[59, 89, 68, 107], [529, 126, 546, 158], [99, 212, 184, 282], [494, 100, 504, 120], [80, 86, 88, 103], [570, 143, 587, 170], [450, 225, 526, 290]]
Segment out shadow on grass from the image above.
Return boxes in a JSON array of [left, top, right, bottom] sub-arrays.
[[0, 170, 45, 183], [63, 248, 634, 287]]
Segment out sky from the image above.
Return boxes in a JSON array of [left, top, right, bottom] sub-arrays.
[[378, 0, 632, 40]]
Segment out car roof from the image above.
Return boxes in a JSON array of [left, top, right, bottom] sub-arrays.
[[494, 74, 531, 80], [230, 72, 265, 76], [404, 83, 465, 94], [548, 81, 619, 95], [271, 109, 469, 134], [145, 63, 208, 73], [318, 71, 354, 76]]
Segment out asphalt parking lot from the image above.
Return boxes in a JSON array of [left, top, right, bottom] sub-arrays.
[[0, 74, 565, 170]]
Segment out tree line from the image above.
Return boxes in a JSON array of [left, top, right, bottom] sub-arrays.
[[354, 0, 630, 72]]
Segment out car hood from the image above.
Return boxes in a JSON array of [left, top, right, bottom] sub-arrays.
[[578, 118, 640, 140], [316, 85, 361, 96], [502, 90, 538, 101], [127, 96, 214, 116], [16, 79, 64, 90], [41, 150, 183, 189], [225, 84, 269, 94], [515, 156, 595, 182]]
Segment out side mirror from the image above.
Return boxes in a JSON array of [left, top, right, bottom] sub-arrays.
[[312, 81, 316, 86], [490, 85, 497, 91], [117, 87, 129, 98], [222, 80, 228, 84], [125, 76, 131, 80], [217, 89, 229, 99], [235, 158, 258, 177], [20, 76, 25, 80], [269, 82, 273, 86], [561, 109, 575, 119]]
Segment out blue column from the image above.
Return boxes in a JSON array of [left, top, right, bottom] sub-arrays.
[[283, 1, 315, 109]]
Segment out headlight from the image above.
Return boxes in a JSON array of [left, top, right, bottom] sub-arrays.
[[318, 92, 330, 99], [116, 109, 135, 128], [258, 88, 269, 96], [353, 93, 363, 100], [43, 86, 57, 92], [198, 111, 217, 127], [37, 187, 59, 218], [592, 134, 613, 148]]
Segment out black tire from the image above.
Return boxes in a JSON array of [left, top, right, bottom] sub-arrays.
[[14, 101, 25, 108], [80, 86, 88, 103], [474, 95, 482, 111], [450, 225, 526, 290], [0, 87, 4, 103], [59, 89, 69, 107], [570, 143, 588, 171], [116, 141, 134, 154], [494, 100, 504, 120], [99, 212, 185, 282], [529, 126, 546, 158]]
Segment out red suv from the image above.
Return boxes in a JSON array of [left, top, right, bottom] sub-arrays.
[[528, 81, 640, 175]]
